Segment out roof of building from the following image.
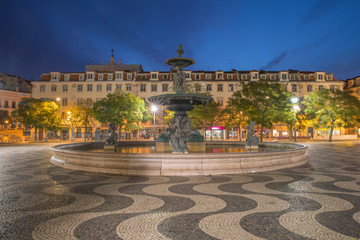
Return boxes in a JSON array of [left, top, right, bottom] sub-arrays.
[[85, 64, 143, 72]]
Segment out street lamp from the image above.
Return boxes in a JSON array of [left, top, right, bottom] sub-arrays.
[[151, 105, 158, 140], [56, 98, 62, 141], [67, 111, 74, 142], [291, 97, 300, 142], [5, 120, 9, 129]]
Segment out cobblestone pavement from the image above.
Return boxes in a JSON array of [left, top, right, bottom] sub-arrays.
[[1, 141, 360, 240]]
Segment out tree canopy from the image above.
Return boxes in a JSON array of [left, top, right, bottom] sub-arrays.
[[231, 80, 293, 141], [303, 88, 360, 142], [11, 98, 60, 140], [221, 99, 248, 141], [187, 100, 222, 140], [93, 91, 151, 137]]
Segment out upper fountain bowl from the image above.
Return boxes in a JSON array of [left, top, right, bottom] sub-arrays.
[[165, 57, 195, 68]]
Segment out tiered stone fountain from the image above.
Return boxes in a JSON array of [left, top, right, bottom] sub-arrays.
[[148, 44, 213, 153]]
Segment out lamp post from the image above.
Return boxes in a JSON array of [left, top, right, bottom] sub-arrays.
[[5, 120, 8, 129], [56, 98, 62, 141], [151, 105, 158, 140], [291, 97, 299, 142]]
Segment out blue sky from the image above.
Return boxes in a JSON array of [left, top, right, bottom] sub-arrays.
[[1, 0, 359, 80]]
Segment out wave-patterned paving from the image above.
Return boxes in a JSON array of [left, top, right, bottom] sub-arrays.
[[1, 142, 360, 239]]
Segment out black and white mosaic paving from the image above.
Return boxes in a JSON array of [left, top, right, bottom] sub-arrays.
[[1, 141, 360, 240]]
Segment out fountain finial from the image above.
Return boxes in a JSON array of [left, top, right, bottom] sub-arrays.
[[177, 44, 184, 57]]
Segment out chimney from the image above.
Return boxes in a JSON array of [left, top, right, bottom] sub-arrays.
[[120, 59, 123, 65]]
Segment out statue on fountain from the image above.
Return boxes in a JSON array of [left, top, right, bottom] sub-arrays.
[[166, 116, 192, 153], [105, 122, 117, 145], [245, 121, 259, 148], [173, 69, 187, 93]]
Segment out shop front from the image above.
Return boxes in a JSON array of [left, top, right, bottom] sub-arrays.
[[205, 126, 225, 140]]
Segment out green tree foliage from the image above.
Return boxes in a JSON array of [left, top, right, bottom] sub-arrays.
[[231, 80, 293, 142], [11, 98, 60, 140], [187, 100, 222, 141], [221, 99, 248, 141], [163, 110, 175, 127], [303, 89, 360, 142], [93, 91, 151, 139], [68, 103, 95, 141]]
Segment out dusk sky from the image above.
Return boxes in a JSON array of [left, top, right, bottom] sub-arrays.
[[1, 0, 359, 81]]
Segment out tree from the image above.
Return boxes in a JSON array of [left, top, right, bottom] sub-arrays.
[[231, 80, 293, 142], [187, 100, 222, 141], [303, 88, 360, 142], [68, 103, 95, 141], [164, 110, 175, 127], [221, 100, 248, 141], [93, 91, 150, 140], [11, 98, 60, 141]]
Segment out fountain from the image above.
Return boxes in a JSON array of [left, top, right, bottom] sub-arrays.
[[148, 44, 212, 153], [50, 45, 308, 176]]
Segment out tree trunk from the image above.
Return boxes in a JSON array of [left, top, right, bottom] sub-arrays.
[[329, 122, 334, 142], [260, 125, 264, 142], [238, 126, 241, 142], [84, 126, 87, 142], [118, 128, 121, 141], [289, 125, 293, 141], [35, 127, 38, 141], [210, 128, 213, 141]]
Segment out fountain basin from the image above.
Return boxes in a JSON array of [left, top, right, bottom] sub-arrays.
[[50, 141, 308, 176]]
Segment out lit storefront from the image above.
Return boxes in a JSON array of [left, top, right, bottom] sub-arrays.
[[205, 126, 225, 140]]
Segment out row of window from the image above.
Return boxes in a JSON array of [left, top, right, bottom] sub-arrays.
[[0, 100, 17, 109], [51, 72, 332, 81], [52, 73, 135, 81], [289, 84, 336, 92], [40, 83, 235, 93], [41, 83, 338, 94]]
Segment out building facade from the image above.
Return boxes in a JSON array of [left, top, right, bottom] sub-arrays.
[[0, 73, 32, 127], [31, 57, 345, 140], [345, 75, 360, 136]]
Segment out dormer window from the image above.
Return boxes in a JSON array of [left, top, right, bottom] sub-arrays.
[[108, 74, 113, 80], [79, 74, 84, 81], [185, 73, 190, 78], [290, 75, 295, 80], [152, 74, 157, 78], [228, 74, 233, 80], [305, 75, 309, 80], [242, 74, 247, 80], [98, 74, 103, 80], [116, 73, 123, 80], [127, 74, 132, 80], [64, 74, 70, 81], [206, 74, 211, 80], [50, 72, 60, 81], [327, 75, 332, 80], [318, 74, 324, 80], [271, 75, 275, 80], [252, 74, 258, 79], [195, 74, 200, 80], [51, 74, 58, 80], [217, 73, 223, 79], [260, 75, 266, 80], [163, 74, 168, 80], [281, 74, 287, 80], [87, 73, 94, 80]]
